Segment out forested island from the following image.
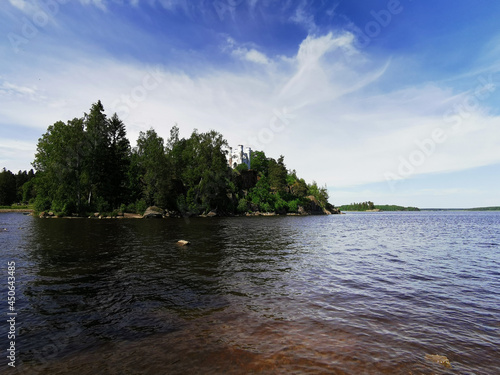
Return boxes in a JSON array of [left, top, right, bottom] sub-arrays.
[[467, 206, 500, 211], [338, 202, 420, 212], [0, 100, 338, 218]]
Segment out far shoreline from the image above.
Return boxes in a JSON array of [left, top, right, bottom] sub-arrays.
[[0, 209, 34, 213]]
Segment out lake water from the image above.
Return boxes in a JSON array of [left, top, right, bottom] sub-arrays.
[[1, 211, 499, 374]]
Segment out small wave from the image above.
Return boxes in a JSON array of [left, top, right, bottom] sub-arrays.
[[477, 242, 499, 248]]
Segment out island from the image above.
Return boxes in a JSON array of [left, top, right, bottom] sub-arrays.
[[0, 100, 339, 218], [338, 201, 420, 212]]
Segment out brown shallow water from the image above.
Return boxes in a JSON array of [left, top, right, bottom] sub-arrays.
[[18, 308, 449, 375], [1, 212, 499, 374]]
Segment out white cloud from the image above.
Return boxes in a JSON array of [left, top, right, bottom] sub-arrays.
[[289, 0, 316, 33], [243, 49, 270, 65], [0, 80, 40, 99], [2, 32, 500, 197], [232, 47, 270, 65], [0, 139, 36, 172], [225, 37, 271, 65]]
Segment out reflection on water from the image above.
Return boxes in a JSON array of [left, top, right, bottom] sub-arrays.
[[1, 212, 499, 374]]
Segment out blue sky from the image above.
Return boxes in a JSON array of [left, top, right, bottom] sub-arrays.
[[1, 0, 499, 208]]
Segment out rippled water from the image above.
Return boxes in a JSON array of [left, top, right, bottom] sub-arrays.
[[1, 212, 499, 374]]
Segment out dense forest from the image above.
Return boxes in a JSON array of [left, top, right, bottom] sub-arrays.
[[0, 168, 35, 206], [338, 202, 420, 211], [1, 100, 335, 217]]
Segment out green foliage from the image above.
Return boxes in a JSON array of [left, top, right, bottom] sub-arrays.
[[0, 168, 36, 206], [32, 101, 131, 214], [95, 197, 111, 213], [21, 100, 333, 216], [467, 206, 500, 211], [307, 181, 329, 208], [34, 195, 51, 212], [134, 128, 170, 208], [235, 163, 248, 172], [135, 199, 148, 215], [0, 168, 17, 205], [268, 155, 287, 193], [273, 195, 288, 213], [337, 202, 420, 211], [250, 150, 269, 176], [237, 198, 248, 213], [287, 199, 300, 213], [375, 204, 419, 211], [261, 202, 273, 212], [172, 129, 232, 214], [338, 201, 375, 211]]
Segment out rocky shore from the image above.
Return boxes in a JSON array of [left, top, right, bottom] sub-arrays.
[[31, 196, 341, 219]]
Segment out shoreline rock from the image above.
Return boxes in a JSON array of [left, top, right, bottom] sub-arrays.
[[143, 206, 165, 219], [28, 201, 342, 219]]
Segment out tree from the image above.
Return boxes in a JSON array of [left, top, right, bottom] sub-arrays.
[[33, 101, 131, 213], [176, 129, 232, 214], [134, 128, 170, 208], [106, 113, 131, 208], [0, 168, 16, 205], [28, 100, 335, 216], [307, 181, 329, 208], [83, 100, 109, 209], [250, 150, 268, 175], [32, 118, 87, 213], [268, 155, 287, 193]]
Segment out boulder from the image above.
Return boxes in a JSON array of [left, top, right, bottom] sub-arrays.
[[298, 206, 308, 215], [143, 206, 165, 219], [206, 210, 217, 217], [305, 196, 324, 215], [165, 210, 180, 218], [425, 354, 451, 368], [177, 240, 190, 246]]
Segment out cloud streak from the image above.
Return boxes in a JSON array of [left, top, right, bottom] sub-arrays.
[[2, 30, 500, 193]]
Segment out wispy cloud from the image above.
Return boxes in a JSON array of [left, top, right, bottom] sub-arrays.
[[0, 80, 40, 99], [3, 30, 499, 191]]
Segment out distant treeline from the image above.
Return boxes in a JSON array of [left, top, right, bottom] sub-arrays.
[[1, 100, 332, 216], [0, 169, 35, 206], [338, 201, 420, 211], [467, 206, 500, 211]]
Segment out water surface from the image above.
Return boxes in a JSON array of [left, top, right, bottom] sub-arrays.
[[1, 211, 499, 374]]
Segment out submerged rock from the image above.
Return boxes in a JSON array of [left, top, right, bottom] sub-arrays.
[[425, 354, 451, 368]]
